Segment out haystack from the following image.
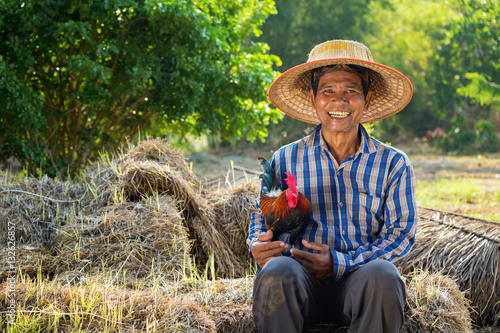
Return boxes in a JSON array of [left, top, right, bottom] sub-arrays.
[[0, 174, 89, 246], [1, 138, 254, 280], [398, 207, 500, 326], [208, 182, 260, 261], [0, 270, 471, 333], [109, 139, 247, 278], [0, 276, 216, 332], [50, 196, 192, 282], [402, 270, 472, 333]]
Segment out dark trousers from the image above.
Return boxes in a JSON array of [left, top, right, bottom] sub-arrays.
[[252, 256, 406, 333]]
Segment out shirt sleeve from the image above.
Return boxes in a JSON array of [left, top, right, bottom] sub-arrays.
[[247, 200, 267, 251], [246, 154, 280, 252], [330, 162, 418, 279]]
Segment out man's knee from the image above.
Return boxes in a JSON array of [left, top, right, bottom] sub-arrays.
[[353, 259, 405, 303], [253, 257, 300, 305], [260, 256, 297, 275], [253, 256, 308, 331], [361, 260, 402, 285]]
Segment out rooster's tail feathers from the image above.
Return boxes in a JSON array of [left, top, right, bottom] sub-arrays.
[[258, 157, 279, 195]]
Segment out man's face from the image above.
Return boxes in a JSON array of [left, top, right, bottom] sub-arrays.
[[310, 70, 372, 134]]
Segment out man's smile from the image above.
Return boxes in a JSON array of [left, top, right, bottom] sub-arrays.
[[327, 111, 351, 118]]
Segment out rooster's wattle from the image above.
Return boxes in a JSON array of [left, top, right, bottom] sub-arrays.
[[258, 157, 312, 246]]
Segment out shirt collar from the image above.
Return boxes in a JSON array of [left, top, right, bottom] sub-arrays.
[[306, 124, 377, 155]]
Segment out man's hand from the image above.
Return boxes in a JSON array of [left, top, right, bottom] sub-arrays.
[[250, 230, 288, 268], [291, 240, 333, 279]]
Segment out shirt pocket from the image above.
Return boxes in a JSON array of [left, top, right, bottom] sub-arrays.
[[347, 193, 384, 238]]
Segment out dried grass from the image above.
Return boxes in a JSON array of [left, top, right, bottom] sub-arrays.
[[402, 270, 472, 333], [110, 139, 248, 278], [0, 174, 90, 246], [398, 207, 500, 326], [51, 196, 192, 281], [0, 271, 472, 333], [207, 182, 259, 262], [0, 275, 216, 332]]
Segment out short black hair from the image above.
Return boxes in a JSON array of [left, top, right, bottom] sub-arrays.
[[311, 64, 370, 97]]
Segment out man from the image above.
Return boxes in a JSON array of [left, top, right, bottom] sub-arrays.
[[247, 40, 418, 333]]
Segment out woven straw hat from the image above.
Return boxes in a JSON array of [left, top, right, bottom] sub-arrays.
[[268, 40, 413, 124]]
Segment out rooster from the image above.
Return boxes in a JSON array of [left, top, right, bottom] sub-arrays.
[[258, 157, 312, 246]]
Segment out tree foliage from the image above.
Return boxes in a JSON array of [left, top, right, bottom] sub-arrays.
[[259, 0, 373, 71], [430, 0, 499, 152], [0, 0, 281, 176], [362, 0, 453, 138]]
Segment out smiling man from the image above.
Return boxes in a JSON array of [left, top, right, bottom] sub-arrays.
[[247, 40, 418, 333]]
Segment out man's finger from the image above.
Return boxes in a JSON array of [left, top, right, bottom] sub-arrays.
[[290, 248, 314, 263], [302, 240, 329, 253], [253, 240, 287, 252], [257, 230, 273, 242]]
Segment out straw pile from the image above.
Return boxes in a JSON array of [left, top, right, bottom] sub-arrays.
[[0, 174, 89, 247], [1, 138, 256, 281], [402, 270, 472, 333], [208, 182, 259, 261], [51, 196, 192, 282], [0, 270, 471, 332], [105, 139, 249, 277], [398, 207, 500, 326]]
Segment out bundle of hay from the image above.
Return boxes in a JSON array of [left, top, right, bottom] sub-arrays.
[[0, 276, 216, 332], [1, 270, 470, 333], [1, 138, 254, 280], [112, 139, 246, 278], [398, 207, 500, 327], [84, 138, 251, 278], [402, 270, 472, 333], [208, 182, 260, 261], [0, 174, 89, 247], [49, 196, 192, 282]]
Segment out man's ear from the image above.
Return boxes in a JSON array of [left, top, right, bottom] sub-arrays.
[[364, 91, 374, 110], [310, 88, 316, 109]]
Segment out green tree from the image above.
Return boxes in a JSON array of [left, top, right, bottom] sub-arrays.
[[362, 0, 453, 139], [431, 0, 499, 152], [0, 0, 281, 177], [458, 73, 500, 109], [259, 0, 373, 71]]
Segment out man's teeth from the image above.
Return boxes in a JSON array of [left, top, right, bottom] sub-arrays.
[[328, 111, 350, 118]]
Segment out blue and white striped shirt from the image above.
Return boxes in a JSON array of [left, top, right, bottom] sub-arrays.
[[247, 124, 418, 279]]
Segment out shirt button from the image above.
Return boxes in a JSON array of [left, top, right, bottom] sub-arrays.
[[343, 230, 346, 235], [336, 170, 340, 176], [339, 202, 344, 207]]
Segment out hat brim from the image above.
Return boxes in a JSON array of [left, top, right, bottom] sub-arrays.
[[268, 58, 413, 124]]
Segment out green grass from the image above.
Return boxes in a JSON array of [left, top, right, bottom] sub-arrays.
[[417, 177, 500, 222]]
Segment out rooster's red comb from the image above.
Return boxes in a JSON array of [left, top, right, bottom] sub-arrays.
[[284, 172, 297, 188]]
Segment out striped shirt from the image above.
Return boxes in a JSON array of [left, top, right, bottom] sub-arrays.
[[247, 124, 418, 279]]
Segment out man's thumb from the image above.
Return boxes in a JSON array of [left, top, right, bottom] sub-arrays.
[[258, 230, 273, 241]]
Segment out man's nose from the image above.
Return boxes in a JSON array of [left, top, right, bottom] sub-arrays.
[[330, 92, 348, 104]]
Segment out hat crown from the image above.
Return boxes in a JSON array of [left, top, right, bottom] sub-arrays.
[[307, 40, 373, 63]]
